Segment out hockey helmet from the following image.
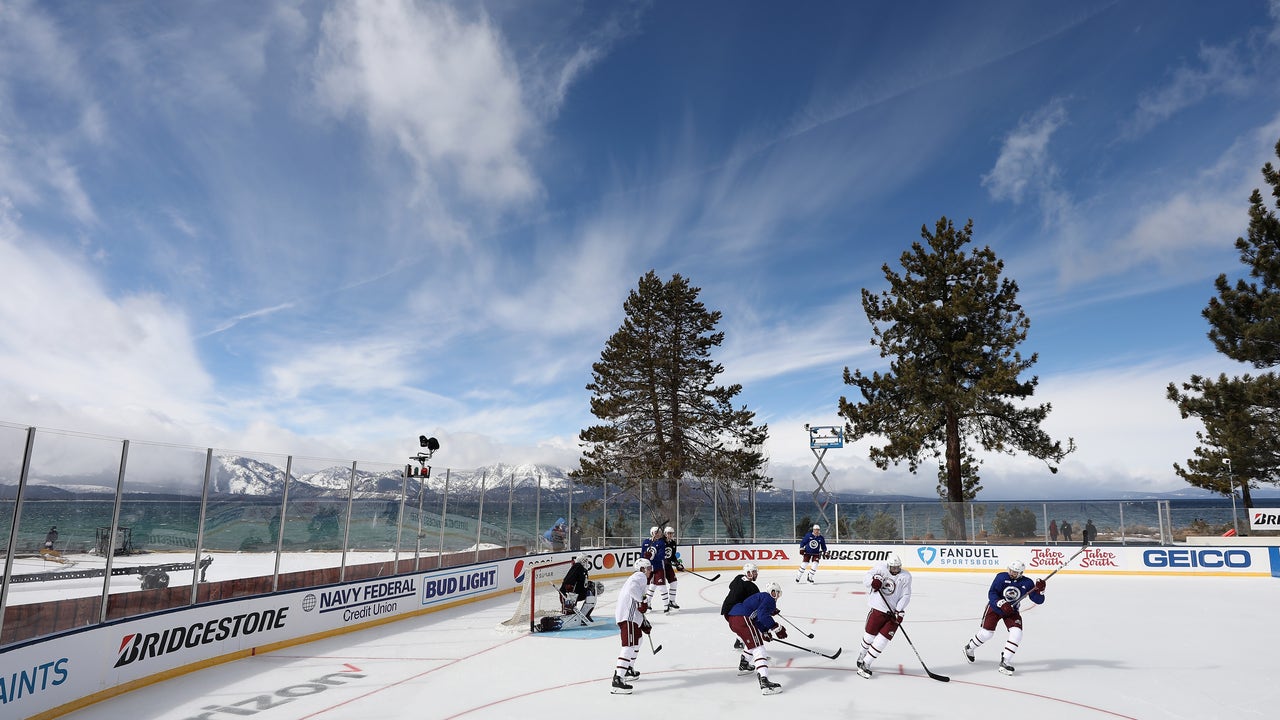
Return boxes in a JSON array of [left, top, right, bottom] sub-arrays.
[[578, 554, 593, 568], [812, 524, 821, 531], [634, 557, 652, 572], [1007, 560, 1026, 578], [765, 581, 782, 597], [649, 526, 660, 536], [664, 526, 675, 535], [742, 562, 758, 577], [887, 553, 903, 573]]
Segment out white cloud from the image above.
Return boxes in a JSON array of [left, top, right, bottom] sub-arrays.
[[982, 99, 1068, 205], [0, 1, 99, 225], [267, 340, 419, 399], [1128, 44, 1251, 137], [757, 353, 1237, 499], [314, 1, 539, 209], [0, 212, 215, 444]]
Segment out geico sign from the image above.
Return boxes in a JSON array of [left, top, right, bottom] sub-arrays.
[[706, 549, 791, 561], [1142, 549, 1251, 568]]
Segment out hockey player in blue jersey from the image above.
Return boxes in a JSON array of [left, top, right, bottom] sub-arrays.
[[727, 582, 787, 695], [796, 524, 827, 583], [640, 526, 668, 608], [963, 559, 1046, 675]]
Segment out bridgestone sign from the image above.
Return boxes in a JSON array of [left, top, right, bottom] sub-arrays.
[[1249, 509, 1280, 531]]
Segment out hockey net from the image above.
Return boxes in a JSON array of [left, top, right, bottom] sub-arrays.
[[499, 558, 573, 632]]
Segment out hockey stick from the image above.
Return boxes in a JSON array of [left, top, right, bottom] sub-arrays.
[[776, 613, 815, 639], [876, 587, 949, 682], [1039, 537, 1090, 583], [642, 618, 663, 654], [770, 637, 841, 660], [682, 568, 720, 582]]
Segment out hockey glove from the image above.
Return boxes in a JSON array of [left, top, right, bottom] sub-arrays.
[[997, 601, 1019, 618], [1033, 579, 1046, 593], [760, 631, 773, 642], [775, 626, 788, 639], [638, 602, 648, 614], [640, 619, 651, 635]]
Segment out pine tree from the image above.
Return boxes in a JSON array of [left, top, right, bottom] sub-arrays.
[[1166, 373, 1280, 505], [576, 271, 769, 533], [1169, 139, 1280, 502], [839, 217, 1074, 537]]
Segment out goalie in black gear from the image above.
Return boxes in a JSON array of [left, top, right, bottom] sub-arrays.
[[537, 555, 602, 631]]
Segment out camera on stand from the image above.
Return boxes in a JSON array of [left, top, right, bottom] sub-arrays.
[[406, 435, 440, 477]]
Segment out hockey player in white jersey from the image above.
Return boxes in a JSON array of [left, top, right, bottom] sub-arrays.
[[610, 557, 653, 693], [856, 552, 912, 678]]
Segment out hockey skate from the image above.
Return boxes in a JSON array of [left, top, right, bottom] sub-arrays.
[[794, 575, 801, 583], [758, 674, 782, 695], [963, 642, 975, 663], [806, 573, 815, 584], [625, 667, 640, 680], [667, 601, 680, 609], [733, 638, 744, 650], [611, 674, 633, 694], [856, 660, 873, 679], [998, 659, 1015, 676], [738, 656, 754, 676]]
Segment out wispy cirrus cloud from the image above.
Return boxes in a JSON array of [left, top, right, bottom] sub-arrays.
[[981, 99, 1069, 206], [1126, 44, 1252, 138], [313, 1, 540, 213]]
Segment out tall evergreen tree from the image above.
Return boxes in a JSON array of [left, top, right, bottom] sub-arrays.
[[575, 271, 769, 533], [1169, 139, 1280, 502], [839, 217, 1074, 537]]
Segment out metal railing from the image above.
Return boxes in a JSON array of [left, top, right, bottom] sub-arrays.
[[1, 421, 1269, 646]]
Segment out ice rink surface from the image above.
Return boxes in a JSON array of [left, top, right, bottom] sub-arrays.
[[55, 568, 1280, 719]]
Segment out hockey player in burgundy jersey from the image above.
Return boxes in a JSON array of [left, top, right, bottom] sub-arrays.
[[963, 560, 1046, 675]]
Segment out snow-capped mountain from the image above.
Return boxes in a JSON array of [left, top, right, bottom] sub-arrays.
[[199, 458, 576, 499], [212, 455, 291, 495], [418, 462, 573, 495]]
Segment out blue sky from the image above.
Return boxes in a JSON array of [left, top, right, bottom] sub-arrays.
[[2, 0, 1279, 499]]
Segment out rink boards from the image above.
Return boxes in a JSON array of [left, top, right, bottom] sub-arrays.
[[3, 542, 1276, 719]]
